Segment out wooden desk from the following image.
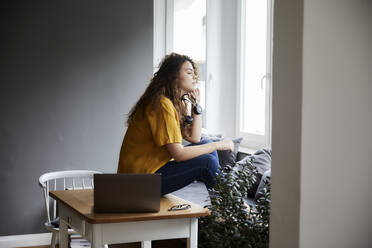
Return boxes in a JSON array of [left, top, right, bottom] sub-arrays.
[[49, 189, 210, 248]]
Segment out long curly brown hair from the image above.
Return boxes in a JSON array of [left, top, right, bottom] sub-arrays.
[[126, 53, 200, 138]]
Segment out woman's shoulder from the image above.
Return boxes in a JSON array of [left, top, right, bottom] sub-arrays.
[[160, 95, 171, 103], [159, 95, 175, 108], [145, 95, 174, 115]]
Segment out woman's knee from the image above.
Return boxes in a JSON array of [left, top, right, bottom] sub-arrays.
[[203, 153, 220, 176], [186, 137, 213, 147], [199, 137, 213, 145]]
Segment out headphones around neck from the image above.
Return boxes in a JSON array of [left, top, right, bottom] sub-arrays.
[[181, 93, 203, 125]]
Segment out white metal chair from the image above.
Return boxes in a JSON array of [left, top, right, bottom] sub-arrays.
[[39, 170, 102, 248]]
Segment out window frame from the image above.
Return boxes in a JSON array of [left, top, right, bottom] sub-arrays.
[[236, 0, 273, 149], [153, 0, 208, 128]]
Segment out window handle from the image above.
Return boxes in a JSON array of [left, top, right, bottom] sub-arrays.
[[260, 73, 271, 89], [207, 73, 213, 88]]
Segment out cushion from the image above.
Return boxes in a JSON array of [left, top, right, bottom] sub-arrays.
[[171, 181, 210, 207], [200, 133, 224, 142], [236, 151, 250, 162], [254, 169, 271, 201], [236, 148, 272, 198], [217, 137, 243, 168]]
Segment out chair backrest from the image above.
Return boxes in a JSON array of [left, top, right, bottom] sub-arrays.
[[39, 170, 102, 224]]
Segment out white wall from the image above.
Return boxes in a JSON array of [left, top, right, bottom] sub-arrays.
[[300, 0, 372, 247], [270, 0, 372, 247]]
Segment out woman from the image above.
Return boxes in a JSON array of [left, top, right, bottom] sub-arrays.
[[117, 53, 234, 196]]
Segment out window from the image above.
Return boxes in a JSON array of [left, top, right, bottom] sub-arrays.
[[173, 0, 206, 114], [154, 0, 207, 128], [237, 0, 273, 148]]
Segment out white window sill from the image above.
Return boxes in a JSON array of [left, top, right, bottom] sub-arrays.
[[238, 145, 258, 155]]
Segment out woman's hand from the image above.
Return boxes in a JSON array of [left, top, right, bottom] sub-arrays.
[[215, 139, 234, 154], [188, 88, 200, 104]]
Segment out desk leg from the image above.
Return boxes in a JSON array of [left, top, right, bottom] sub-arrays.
[[92, 224, 105, 248], [141, 240, 151, 248], [59, 218, 69, 248], [187, 218, 198, 248]]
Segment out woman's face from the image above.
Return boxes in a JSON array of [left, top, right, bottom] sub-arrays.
[[177, 61, 197, 94]]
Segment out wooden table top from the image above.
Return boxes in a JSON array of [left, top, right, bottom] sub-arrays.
[[50, 189, 210, 224]]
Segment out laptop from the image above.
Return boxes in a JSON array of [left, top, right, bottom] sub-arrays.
[[93, 173, 161, 213]]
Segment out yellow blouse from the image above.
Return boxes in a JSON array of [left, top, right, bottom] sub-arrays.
[[117, 95, 183, 174]]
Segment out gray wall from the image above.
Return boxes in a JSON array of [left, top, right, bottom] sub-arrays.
[[269, 0, 303, 247], [300, 0, 372, 247], [270, 0, 372, 247], [0, 0, 153, 235]]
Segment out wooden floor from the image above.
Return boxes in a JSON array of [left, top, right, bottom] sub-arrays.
[[21, 238, 187, 248]]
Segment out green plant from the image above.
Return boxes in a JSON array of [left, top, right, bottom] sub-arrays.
[[198, 158, 271, 248]]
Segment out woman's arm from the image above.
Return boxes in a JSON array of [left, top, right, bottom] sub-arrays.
[[183, 113, 202, 143], [165, 140, 234, 162], [188, 112, 202, 142], [184, 89, 202, 143]]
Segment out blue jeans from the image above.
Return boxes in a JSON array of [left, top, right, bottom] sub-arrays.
[[155, 138, 220, 196]]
